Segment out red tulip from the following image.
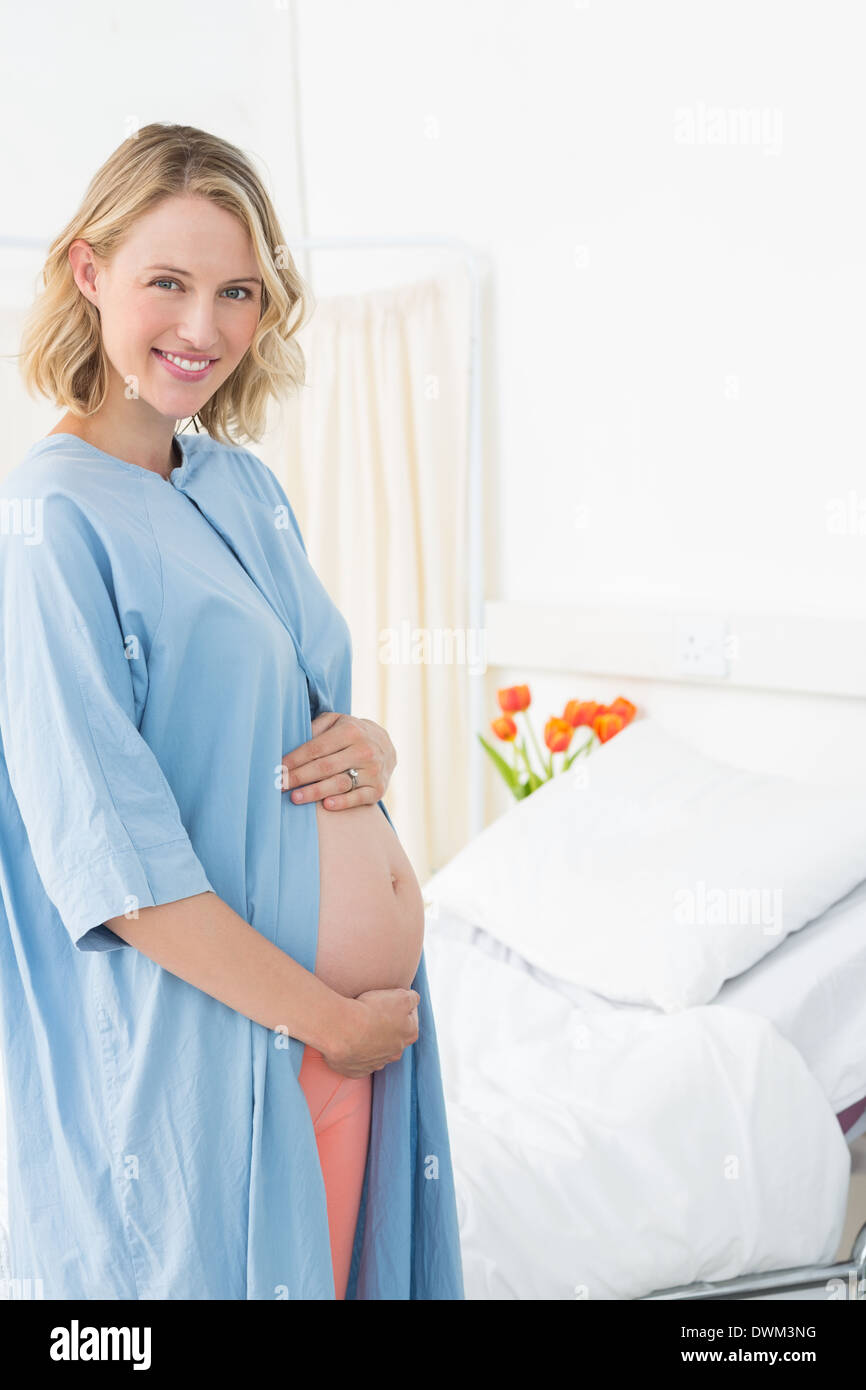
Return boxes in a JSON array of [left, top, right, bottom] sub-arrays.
[[593, 712, 625, 743], [498, 685, 531, 714], [491, 715, 518, 741], [544, 717, 574, 754], [607, 696, 637, 725], [566, 700, 603, 728]]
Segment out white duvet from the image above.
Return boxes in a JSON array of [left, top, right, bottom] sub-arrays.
[[424, 920, 852, 1300]]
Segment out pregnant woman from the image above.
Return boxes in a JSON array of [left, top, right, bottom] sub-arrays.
[[0, 124, 464, 1300]]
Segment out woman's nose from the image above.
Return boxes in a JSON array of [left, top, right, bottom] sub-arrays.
[[175, 302, 219, 353]]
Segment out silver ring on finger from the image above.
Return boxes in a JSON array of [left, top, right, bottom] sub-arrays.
[[347, 767, 359, 791]]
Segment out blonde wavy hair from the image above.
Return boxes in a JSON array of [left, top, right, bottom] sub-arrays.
[[17, 122, 313, 446]]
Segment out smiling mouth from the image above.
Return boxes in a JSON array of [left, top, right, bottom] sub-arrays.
[[153, 348, 219, 376]]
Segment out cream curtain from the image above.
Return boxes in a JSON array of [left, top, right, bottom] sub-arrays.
[[277, 267, 472, 885]]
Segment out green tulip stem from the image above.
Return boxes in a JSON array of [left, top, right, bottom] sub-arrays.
[[521, 710, 550, 780], [517, 736, 536, 783]]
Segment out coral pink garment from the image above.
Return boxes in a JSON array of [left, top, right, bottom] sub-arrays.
[[298, 1045, 372, 1299]]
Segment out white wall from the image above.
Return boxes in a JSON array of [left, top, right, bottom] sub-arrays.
[[295, 0, 866, 614], [291, 0, 866, 803]]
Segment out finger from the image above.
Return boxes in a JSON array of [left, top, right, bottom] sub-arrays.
[[310, 711, 340, 735], [287, 773, 374, 806], [281, 727, 341, 778], [321, 784, 379, 810], [281, 719, 358, 784], [283, 748, 352, 790]]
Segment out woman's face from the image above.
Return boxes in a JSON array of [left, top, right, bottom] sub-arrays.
[[70, 194, 263, 422]]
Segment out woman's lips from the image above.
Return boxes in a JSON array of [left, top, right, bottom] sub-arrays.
[[152, 348, 218, 382]]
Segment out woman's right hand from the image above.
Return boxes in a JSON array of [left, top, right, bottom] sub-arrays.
[[321, 987, 420, 1078]]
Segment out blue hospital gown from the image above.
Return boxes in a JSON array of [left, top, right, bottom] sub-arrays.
[[0, 430, 464, 1300]]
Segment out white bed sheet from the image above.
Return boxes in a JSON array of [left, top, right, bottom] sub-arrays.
[[423, 898, 861, 1300], [714, 877, 866, 1116]]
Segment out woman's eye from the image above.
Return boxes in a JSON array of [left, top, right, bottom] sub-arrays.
[[149, 279, 251, 300]]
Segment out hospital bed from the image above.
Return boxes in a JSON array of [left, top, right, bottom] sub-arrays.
[[421, 716, 866, 1302]]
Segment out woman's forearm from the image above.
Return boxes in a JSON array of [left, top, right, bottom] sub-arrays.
[[105, 891, 351, 1052]]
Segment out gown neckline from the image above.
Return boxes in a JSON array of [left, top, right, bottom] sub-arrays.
[[32, 430, 196, 488]]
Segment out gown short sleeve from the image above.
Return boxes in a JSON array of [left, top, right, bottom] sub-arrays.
[[0, 492, 214, 952]]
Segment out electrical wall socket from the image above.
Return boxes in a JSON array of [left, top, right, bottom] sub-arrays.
[[674, 614, 730, 678]]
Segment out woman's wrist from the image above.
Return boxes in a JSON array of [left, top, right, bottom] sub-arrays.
[[307, 986, 359, 1058]]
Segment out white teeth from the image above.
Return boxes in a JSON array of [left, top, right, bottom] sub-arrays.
[[157, 350, 212, 372]]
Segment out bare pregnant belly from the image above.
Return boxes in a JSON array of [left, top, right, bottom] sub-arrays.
[[313, 800, 425, 996]]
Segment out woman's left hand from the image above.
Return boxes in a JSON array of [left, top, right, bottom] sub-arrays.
[[281, 713, 396, 810]]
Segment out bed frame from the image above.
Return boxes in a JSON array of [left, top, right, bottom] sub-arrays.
[[640, 1221, 866, 1301]]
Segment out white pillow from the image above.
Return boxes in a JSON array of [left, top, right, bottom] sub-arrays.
[[423, 718, 866, 1011]]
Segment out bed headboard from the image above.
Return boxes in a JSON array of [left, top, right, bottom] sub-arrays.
[[484, 600, 866, 699]]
